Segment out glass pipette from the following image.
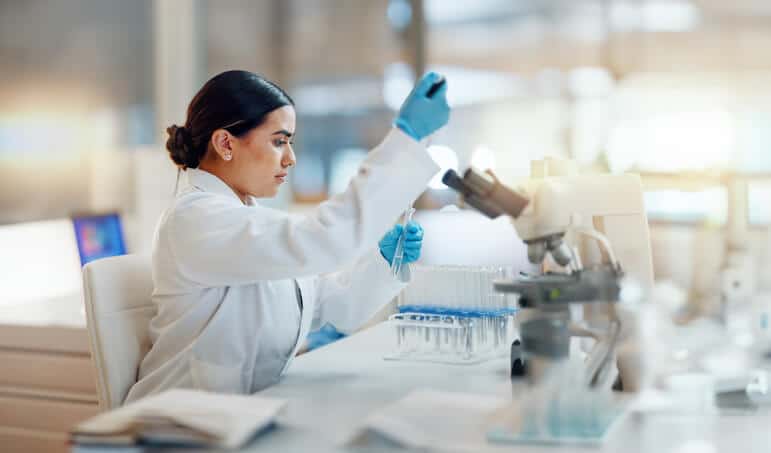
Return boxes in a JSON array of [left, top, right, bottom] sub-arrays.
[[391, 205, 416, 279]]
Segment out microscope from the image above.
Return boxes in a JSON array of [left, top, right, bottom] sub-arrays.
[[443, 158, 653, 392]]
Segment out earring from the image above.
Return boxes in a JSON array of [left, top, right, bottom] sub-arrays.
[[224, 153, 232, 161]]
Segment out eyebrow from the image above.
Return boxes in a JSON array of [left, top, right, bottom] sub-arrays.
[[271, 129, 293, 137]]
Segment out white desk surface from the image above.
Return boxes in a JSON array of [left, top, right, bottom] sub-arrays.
[[0, 293, 89, 354], [233, 322, 771, 453], [0, 293, 85, 328]]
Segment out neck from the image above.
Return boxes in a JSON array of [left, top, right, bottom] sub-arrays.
[[197, 162, 249, 204]]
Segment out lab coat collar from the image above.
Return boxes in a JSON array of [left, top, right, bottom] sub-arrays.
[[181, 168, 257, 206]]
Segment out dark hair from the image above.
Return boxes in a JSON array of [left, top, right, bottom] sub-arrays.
[[166, 70, 294, 169]]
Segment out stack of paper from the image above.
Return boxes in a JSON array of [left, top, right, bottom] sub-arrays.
[[71, 389, 287, 449]]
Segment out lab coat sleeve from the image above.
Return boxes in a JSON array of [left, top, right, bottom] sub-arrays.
[[310, 249, 406, 333], [169, 128, 439, 287]]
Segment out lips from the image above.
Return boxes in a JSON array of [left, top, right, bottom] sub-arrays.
[[275, 173, 288, 183]]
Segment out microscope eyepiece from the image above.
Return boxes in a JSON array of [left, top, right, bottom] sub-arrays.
[[441, 168, 529, 220], [441, 169, 464, 192]]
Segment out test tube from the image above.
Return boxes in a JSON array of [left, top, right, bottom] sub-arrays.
[[476, 269, 482, 309], [393, 265, 524, 361], [443, 317, 451, 347], [412, 267, 419, 307], [462, 268, 469, 311], [486, 268, 492, 307], [437, 267, 442, 308], [454, 319, 461, 353], [450, 267, 456, 310], [390, 206, 415, 280], [492, 314, 499, 349], [464, 320, 473, 358]]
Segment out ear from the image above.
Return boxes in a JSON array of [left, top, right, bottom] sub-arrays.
[[211, 129, 234, 161]]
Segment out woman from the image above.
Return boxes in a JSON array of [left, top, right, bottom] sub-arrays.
[[125, 70, 449, 402]]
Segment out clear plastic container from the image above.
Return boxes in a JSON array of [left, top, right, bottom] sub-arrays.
[[386, 264, 518, 364], [398, 264, 515, 313], [386, 311, 516, 364]]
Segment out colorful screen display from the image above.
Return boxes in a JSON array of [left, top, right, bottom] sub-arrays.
[[72, 213, 127, 266]]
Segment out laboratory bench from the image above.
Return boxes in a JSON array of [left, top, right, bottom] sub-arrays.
[[235, 322, 771, 453], [0, 294, 99, 453]]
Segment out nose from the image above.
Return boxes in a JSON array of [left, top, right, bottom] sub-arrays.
[[282, 144, 296, 168]]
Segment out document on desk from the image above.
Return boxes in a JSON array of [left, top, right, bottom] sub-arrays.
[[71, 389, 287, 449], [351, 389, 508, 452]]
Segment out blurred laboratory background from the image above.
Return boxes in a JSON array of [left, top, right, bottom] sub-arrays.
[[3, 0, 771, 312], [2, 0, 771, 317], [3, 0, 771, 449]]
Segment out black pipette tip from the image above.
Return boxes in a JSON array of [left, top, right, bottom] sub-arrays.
[[426, 77, 446, 98]]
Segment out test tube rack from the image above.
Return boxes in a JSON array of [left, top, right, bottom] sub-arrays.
[[386, 265, 518, 364]]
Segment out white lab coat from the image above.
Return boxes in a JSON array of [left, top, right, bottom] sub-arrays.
[[125, 128, 439, 403]]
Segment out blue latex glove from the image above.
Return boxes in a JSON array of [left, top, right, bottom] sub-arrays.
[[394, 72, 450, 141], [379, 221, 424, 266], [306, 323, 346, 351]]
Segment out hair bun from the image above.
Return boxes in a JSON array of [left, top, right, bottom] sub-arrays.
[[165, 124, 199, 168]]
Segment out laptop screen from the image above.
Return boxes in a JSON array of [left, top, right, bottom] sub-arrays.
[[72, 213, 127, 266]]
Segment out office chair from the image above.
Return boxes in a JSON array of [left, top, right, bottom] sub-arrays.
[[82, 254, 155, 410]]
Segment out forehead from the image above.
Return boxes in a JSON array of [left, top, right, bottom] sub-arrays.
[[260, 105, 296, 132]]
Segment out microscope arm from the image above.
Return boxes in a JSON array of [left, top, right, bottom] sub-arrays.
[[585, 319, 622, 389]]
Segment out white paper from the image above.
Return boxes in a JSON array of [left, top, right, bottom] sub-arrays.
[[353, 389, 508, 452]]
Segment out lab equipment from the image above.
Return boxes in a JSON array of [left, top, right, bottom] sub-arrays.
[[442, 168, 529, 220], [386, 264, 518, 364], [390, 207, 416, 278], [445, 158, 654, 392], [443, 159, 652, 444], [444, 159, 653, 287], [379, 224, 402, 263], [488, 359, 628, 446], [394, 72, 449, 141]]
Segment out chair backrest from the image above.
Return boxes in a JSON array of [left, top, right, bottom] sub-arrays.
[[82, 254, 155, 410]]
